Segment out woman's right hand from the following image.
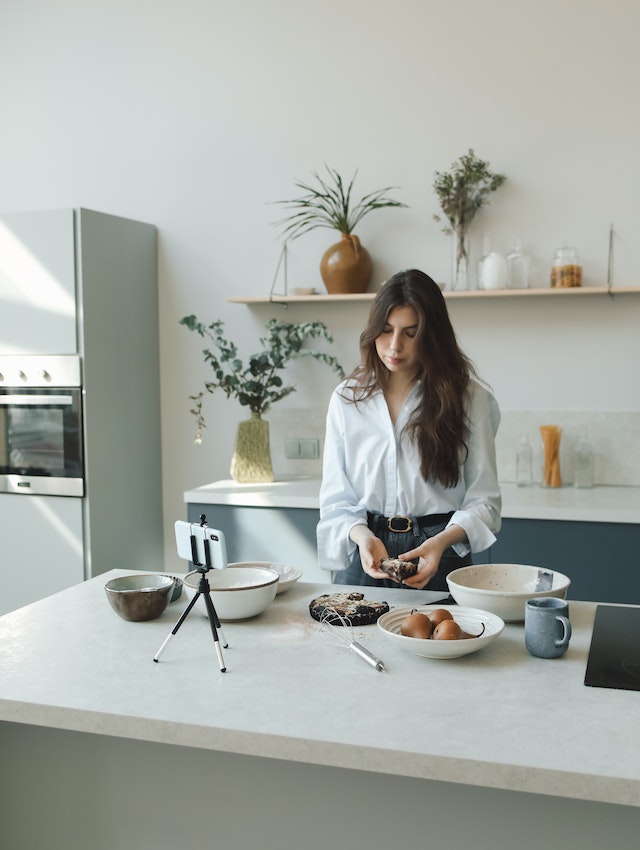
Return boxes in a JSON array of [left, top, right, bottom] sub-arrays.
[[349, 524, 389, 579]]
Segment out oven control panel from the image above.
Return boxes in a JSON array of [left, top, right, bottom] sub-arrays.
[[0, 355, 81, 388]]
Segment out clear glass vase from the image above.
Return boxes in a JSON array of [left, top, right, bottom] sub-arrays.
[[451, 229, 470, 291]]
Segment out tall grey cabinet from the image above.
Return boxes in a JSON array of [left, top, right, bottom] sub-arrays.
[[0, 208, 163, 614]]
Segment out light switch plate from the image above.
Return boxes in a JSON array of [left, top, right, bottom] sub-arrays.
[[285, 438, 319, 459]]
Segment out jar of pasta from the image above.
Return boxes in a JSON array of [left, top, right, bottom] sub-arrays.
[[550, 245, 582, 288]]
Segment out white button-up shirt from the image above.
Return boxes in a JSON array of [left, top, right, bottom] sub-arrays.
[[317, 379, 502, 573]]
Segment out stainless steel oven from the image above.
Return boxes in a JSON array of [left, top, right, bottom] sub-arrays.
[[0, 355, 84, 497]]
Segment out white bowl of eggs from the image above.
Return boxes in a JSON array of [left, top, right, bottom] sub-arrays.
[[377, 605, 504, 659]]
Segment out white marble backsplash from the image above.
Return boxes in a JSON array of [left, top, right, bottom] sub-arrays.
[[496, 411, 640, 487], [270, 407, 325, 478], [270, 407, 640, 487]]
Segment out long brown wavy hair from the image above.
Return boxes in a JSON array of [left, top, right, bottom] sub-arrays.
[[342, 269, 478, 487]]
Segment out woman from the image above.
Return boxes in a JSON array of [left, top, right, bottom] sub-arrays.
[[317, 269, 501, 591]]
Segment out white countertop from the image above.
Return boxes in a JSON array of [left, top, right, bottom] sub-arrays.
[[185, 477, 640, 524], [1, 570, 639, 808]]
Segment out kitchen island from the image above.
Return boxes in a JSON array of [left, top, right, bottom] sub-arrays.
[[1, 571, 639, 850]]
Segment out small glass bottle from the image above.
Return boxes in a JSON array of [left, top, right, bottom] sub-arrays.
[[506, 239, 531, 289], [551, 245, 582, 288], [574, 429, 594, 488], [516, 432, 533, 487]]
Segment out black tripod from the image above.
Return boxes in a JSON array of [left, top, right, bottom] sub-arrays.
[[153, 517, 228, 672]]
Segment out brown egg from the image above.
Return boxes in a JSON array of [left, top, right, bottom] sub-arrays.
[[432, 619, 463, 640], [427, 608, 454, 626], [400, 612, 433, 639]]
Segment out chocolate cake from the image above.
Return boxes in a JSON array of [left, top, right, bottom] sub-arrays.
[[308, 592, 389, 626]]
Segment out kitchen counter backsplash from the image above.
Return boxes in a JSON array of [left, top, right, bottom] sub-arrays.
[[496, 410, 640, 487], [270, 407, 640, 488]]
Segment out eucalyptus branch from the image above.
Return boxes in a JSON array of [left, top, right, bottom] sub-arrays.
[[181, 315, 345, 441]]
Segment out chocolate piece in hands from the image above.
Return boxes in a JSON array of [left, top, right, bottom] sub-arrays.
[[379, 557, 418, 581]]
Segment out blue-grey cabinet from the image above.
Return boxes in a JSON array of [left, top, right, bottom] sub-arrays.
[[489, 518, 640, 604]]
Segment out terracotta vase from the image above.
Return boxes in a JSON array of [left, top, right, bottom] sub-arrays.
[[320, 233, 373, 294], [230, 412, 274, 483]]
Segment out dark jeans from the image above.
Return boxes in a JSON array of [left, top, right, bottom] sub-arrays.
[[333, 511, 471, 592]]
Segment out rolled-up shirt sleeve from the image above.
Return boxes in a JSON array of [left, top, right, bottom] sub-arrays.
[[317, 389, 367, 572], [448, 386, 502, 556]]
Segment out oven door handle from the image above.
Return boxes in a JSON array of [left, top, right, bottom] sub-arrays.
[[0, 394, 74, 406]]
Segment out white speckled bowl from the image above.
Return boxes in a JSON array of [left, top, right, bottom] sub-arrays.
[[227, 561, 303, 595], [377, 605, 504, 659], [183, 566, 279, 620], [447, 563, 571, 622]]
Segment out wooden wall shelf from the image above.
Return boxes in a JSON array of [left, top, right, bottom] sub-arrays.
[[227, 286, 640, 305]]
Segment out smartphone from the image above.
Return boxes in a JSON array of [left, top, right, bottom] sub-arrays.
[[174, 520, 228, 570]]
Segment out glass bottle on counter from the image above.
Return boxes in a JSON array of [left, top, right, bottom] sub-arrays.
[[551, 245, 582, 288], [574, 429, 594, 488], [506, 239, 531, 289], [516, 432, 533, 487]]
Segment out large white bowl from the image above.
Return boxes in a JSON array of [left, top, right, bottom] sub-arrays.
[[447, 563, 571, 622], [227, 561, 303, 595], [183, 566, 279, 620], [377, 604, 504, 659]]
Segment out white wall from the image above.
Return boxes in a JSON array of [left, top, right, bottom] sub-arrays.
[[1, 0, 639, 570]]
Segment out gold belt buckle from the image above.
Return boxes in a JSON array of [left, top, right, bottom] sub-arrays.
[[387, 515, 413, 533]]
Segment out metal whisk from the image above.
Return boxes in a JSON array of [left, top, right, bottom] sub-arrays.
[[318, 607, 385, 672]]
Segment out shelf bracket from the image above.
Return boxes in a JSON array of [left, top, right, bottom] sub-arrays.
[[607, 223, 614, 300], [268, 241, 290, 307]]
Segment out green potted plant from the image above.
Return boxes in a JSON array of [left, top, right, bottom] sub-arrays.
[[273, 165, 407, 294], [433, 149, 506, 291], [181, 315, 344, 483]]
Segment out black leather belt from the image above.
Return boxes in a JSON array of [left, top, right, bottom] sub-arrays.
[[367, 511, 454, 534]]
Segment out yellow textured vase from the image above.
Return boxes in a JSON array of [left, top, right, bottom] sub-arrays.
[[230, 413, 274, 483]]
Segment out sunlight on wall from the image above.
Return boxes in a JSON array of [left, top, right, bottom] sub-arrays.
[[0, 223, 75, 317]]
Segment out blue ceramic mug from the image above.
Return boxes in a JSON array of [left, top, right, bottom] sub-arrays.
[[525, 597, 571, 658]]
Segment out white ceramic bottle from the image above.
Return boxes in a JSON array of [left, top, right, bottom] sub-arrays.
[[478, 233, 508, 290]]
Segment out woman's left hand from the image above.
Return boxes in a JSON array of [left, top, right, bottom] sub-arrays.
[[399, 524, 468, 590], [398, 538, 445, 589]]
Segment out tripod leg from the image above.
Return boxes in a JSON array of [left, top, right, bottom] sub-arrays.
[[153, 591, 201, 662], [209, 601, 228, 648], [202, 591, 227, 672]]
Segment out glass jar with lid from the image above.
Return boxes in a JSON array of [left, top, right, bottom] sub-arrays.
[[550, 245, 582, 288], [506, 239, 532, 289]]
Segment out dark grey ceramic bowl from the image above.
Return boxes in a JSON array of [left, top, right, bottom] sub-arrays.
[[168, 576, 183, 603], [104, 574, 174, 622]]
